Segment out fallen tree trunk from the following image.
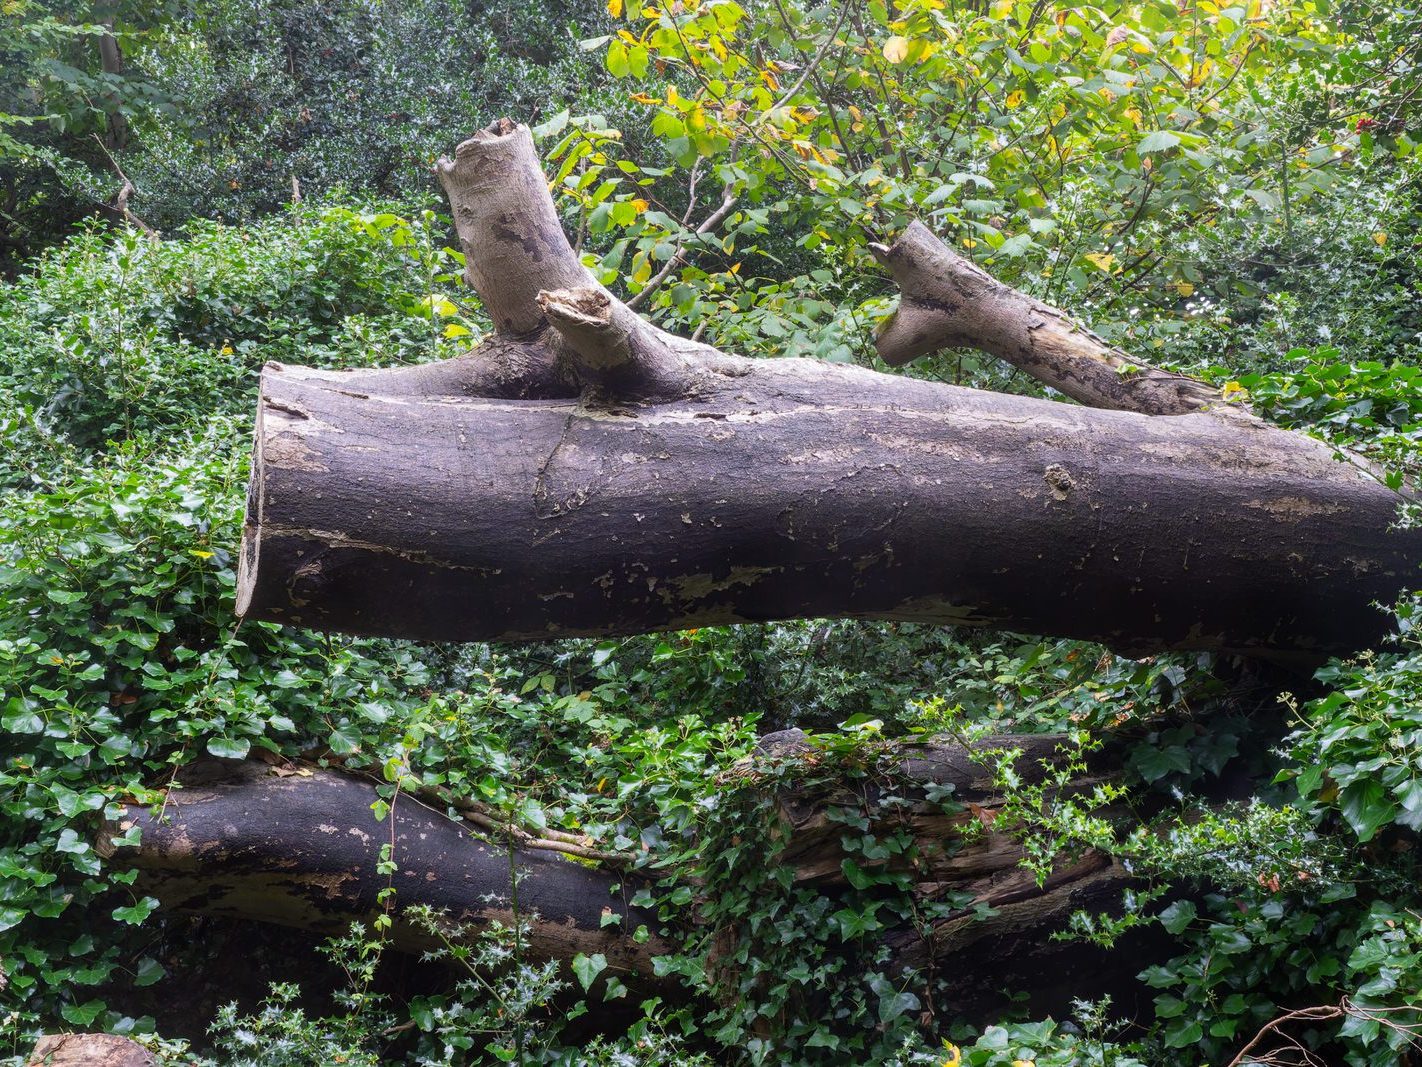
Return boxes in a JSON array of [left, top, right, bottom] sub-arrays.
[[235, 119, 1420, 661], [105, 760, 667, 986], [106, 737, 1137, 1018]]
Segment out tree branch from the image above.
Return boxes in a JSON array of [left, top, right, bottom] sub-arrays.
[[871, 220, 1230, 416]]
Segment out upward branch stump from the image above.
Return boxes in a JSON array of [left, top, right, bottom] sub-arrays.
[[235, 118, 1421, 661]]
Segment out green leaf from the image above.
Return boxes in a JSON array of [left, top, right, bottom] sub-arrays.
[[112, 896, 159, 924], [56, 828, 89, 854], [1132, 744, 1192, 783], [134, 957, 165, 986], [328, 724, 361, 755], [1340, 778, 1397, 841], [206, 736, 250, 760], [1138, 130, 1182, 154], [571, 951, 607, 991], [60, 1000, 107, 1027], [1158, 899, 1197, 935]]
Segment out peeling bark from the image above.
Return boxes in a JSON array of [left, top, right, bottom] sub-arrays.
[[234, 118, 1421, 662]]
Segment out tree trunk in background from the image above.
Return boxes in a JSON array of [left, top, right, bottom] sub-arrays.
[[97, 22, 128, 151], [234, 123, 1420, 662]]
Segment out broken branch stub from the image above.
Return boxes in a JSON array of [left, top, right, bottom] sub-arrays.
[[234, 119, 1421, 660]]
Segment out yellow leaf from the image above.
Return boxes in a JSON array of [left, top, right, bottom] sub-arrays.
[[607, 0, 622, 16], [1222, 381, 1247, 399], [961, 237, 978, 249], [1084, 251, 1116, 272], [1174, 280, 1194, 297], [1006, 89, 1025, 108], [1098, 87, 1116, 103], [1373, 231, 1388, 246], [1124, 106, 1143, 126], [443, 322, 472, 338], [189, 550, 215, 559], [883, 35, 910, 64], [631, 198, 649, 213]]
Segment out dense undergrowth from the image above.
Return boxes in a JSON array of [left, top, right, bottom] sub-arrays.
[[4, 0, 1422, 1063]]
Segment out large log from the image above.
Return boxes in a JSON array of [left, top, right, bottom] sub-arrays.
[[235, 119, 1420, 660]]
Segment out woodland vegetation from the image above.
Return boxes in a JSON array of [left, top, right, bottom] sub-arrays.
[[3, 0, 1422, 1065]]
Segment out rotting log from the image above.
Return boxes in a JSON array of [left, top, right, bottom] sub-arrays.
[[105, 737, 1142, 1018], [104, 760, 667, 986], [742, 730, 1138, 1018], [234, 119, 1421, 662]]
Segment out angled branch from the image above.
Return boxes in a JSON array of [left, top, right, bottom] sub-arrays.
[[625, 189, 739, 312], [872, 220, 1228, 416]]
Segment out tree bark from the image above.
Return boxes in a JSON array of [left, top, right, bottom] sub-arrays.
[[234, 118, 1420, 661], [26, 1034, 152, 1067]]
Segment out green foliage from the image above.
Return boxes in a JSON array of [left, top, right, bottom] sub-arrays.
[[0, 204, 470, 449]]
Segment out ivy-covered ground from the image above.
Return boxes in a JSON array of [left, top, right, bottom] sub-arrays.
[[3, 0, 1422, 1063]]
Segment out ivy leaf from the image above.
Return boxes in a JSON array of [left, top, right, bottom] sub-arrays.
[[60, 999, 107, 1027], [112, 896, 159, 925], [876, 987, 920, 1024], [841, 858, 878, 890], [1158, 899, 1197, 935], [206, 736, 250, 760], [56, 828, 89, 854], [1340, 779, 1397, 841], [571, 951, 607, 992], [1132, 745, 1192, 783], [60, 1007, 108, 1030], [1395, 779, 1422, 831], [327, 724, 361, 755]]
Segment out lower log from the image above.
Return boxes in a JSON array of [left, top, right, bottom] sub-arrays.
[[745, 731, 1137, 1016], [105, 738, 1141, 1019], [236, 351, 1419, 661], [106, 760, 667, 984]]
